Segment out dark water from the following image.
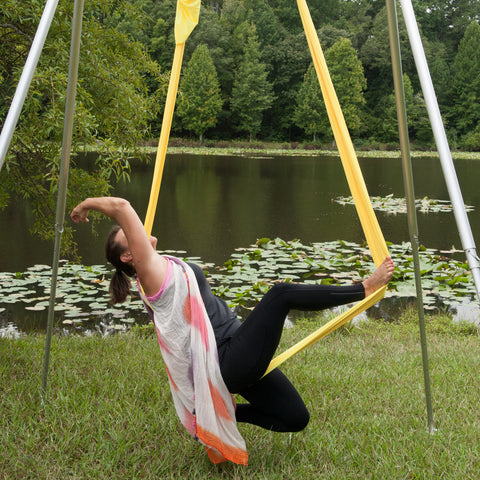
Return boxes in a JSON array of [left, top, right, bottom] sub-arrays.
[[2, 152, 480, 336], [1, 152, 478, 273]]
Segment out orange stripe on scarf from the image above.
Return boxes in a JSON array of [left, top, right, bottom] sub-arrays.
[[208, 380, 234, 421], [196, 425, 248, 465]]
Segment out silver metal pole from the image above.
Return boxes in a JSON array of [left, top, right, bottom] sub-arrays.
[[0, 0, 60, 170], [386, 0, 435, 435], [41, 0, 85, 402], [399, 0, 480, 303]]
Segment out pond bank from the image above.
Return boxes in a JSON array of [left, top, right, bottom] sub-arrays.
[[143, 143, 480, 160], [83, 139, 480, 160]]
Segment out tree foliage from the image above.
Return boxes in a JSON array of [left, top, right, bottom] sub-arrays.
[[452, 21, 480, 137], [294, 63, 324, 141], [0, 0, 166, 256], [134, 0, 479, 148], [295, 38, 366, 142], [177, 44, 223, 142], [230, 25, 274, 140], [381, 73, 431, 143], [325, 38, 366, 135]]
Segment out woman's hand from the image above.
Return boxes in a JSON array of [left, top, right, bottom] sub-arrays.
[[70, 202, 90, 223]]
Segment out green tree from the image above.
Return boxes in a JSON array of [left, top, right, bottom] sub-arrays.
[[411, 0, 480, 56], [424, 40, 453, 111], [185, 7, 237, 138], [270, 0, 340, 34], [381, 73, 432, 144], [121, 0, 176, 71], [294, 38, 367, 143], [335, 0, 376, 50], [326, 38, 366, 135], [177, 44, 223, 142], [359, 6, 414, 117], [0, 0, 165, 256], [452, 21, 480, 138], [293, 63, 324, 141], [187, 7, 234, 89], [230, 25, 274, 140], [266, 31, 311, 139]]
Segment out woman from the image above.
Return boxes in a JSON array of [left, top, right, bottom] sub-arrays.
[[71, 196, 394, 465]]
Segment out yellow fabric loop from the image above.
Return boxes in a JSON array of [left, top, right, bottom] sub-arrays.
[[296, 0, 388, 266], [144, 0, 200, 235], [263, 287, 386, 376], [264, 0, 390, 376]]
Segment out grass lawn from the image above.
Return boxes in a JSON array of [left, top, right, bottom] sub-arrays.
[[1, 308, 480, 479]]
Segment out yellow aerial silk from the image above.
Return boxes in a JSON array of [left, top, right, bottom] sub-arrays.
[[174, 0, 201, 44], [263, 0, 389, 375], [144, 0, 200, 236], [143, 0, 389, 376]]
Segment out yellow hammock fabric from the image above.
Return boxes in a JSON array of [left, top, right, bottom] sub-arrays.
[[263, 0, 390, 376], [143, 0, 201, 236], [143, 0, 389, 377]]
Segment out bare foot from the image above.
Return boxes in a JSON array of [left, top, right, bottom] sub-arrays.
[[362, 256, 395, 296]]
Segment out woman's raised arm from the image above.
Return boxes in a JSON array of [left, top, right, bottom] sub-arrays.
[[71, 197, 167, 297]]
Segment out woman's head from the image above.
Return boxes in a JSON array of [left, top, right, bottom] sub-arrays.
[[105, 224, 136, 304]]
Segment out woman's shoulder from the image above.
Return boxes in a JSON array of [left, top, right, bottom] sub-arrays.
[[186, 261, 204, 275]]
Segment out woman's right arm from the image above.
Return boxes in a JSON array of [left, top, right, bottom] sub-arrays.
[[71, 197, 167, 297]]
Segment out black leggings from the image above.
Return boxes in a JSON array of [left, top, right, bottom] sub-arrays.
[[218, 282, 365, 432]]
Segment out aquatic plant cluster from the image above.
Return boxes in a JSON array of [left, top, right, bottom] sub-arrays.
[[0, 264, 145, 336], [0, 237, 476, 335], [334, 195, 474, 214], [208, 238, 475, 311]]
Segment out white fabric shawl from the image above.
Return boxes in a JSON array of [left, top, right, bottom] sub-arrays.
[[138, 256, 248, 465]]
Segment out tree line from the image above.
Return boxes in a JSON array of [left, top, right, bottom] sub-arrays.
[[127, 0, 480, 149], [1, 0, 480, 252]]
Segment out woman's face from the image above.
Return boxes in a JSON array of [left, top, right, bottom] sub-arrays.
[[115, 228, 158, 262]]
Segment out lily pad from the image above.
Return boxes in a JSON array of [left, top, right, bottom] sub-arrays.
[[120, 318, 135, 324]]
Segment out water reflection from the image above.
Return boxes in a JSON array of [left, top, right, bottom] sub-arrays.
[[1, 153, 475, 272]]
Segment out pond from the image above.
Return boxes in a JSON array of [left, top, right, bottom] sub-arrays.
[[1, 152, 480, 336]]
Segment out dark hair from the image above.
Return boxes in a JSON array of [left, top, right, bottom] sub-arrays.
[[105, 224, 136, 304]]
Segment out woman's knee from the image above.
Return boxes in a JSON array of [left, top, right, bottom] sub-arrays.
[[263, 282, 296, 304], [268, 282, 295, 295], [285, 407, 310, 432]]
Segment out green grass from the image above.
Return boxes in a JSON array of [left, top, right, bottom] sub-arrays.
[[2, 308, 480, 479]]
